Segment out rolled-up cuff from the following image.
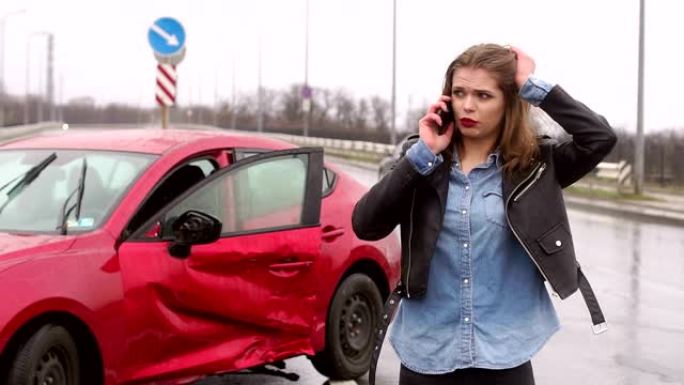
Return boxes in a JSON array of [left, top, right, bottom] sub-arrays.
[[519, 75, 555, 106], [406, 139, 443, 175]]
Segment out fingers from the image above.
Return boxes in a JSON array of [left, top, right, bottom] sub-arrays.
[[506, 45, 535, 88], [420, 111, 443, 127], [420, 95, 453, 131], [428, 96, 451, 114], [508, 46, 526, 59], [509, 46, 534, 65], [444, 121, 455, 137]]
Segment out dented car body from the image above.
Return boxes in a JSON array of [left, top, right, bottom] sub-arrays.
[[0, 129, 400, 385]]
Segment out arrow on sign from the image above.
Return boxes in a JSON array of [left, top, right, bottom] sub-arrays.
[[151, 23, 179, 46]]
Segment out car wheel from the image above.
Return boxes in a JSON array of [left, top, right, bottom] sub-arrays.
[[6, 324, 80, 385], [310, 273, 383, 380]]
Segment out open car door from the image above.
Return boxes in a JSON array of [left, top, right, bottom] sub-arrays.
[[116, 148, 324, 382]]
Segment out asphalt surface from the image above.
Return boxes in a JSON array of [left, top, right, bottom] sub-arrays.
[[193, 159, 684, 385]]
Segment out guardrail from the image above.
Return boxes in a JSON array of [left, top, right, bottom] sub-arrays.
[[264, 132, 634, 193], [174, 124, 396, 162], [2, 124, 631, 188], [593, 160, 633, 192], [596, 161, 632, 185], [0, 122, 64, 141], [266, 133, 394, 162]]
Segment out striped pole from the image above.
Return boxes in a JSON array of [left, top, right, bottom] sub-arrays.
[[156, 63, 177, 128]]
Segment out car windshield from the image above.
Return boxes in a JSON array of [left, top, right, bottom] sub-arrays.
[[0, 149, 155, 233]]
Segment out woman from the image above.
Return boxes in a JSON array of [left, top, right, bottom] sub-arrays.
[[352, 44, 616, 385]]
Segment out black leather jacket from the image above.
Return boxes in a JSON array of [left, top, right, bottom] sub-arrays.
[[353, 85, 616, 331]]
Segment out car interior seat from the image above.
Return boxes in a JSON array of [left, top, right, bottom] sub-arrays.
[[126, 164, 206, 235]]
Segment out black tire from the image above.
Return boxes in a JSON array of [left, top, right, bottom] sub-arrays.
[[310, 273, 383, 380], [7, 324, 80, 385]]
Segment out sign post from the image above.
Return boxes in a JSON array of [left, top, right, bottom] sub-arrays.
[[147, 17, 186, 129]]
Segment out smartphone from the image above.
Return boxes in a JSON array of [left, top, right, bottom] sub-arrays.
[[437, 100, 454, 135]]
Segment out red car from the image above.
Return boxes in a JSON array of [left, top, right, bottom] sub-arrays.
[[0, 129, 400, 385]]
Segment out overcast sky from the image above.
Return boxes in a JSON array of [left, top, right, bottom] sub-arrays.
[[1, 0, 683, 133]]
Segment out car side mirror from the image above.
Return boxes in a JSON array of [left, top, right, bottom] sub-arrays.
[[167, 210, 222, 259]]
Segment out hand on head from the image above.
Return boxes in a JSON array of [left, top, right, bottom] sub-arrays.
[[508, 46, 536, 90], [418, 95, 455, 155]]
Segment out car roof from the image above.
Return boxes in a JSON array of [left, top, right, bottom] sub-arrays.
[[0, 128, 295, 155]]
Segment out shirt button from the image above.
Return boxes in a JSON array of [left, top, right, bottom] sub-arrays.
[[465, 185, 470, 190], [463, 243, 468, 248], [462, 210, 467, 215], [555, 240, 562, 247], [464, 317, 470, 322], [464, 278, 469, 284], [427, 161, 433, 167]]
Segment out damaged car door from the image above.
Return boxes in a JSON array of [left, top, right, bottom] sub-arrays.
[[116, 148, 324, 383]]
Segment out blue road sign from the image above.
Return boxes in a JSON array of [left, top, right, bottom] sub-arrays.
[[148, 17, 186, 56]]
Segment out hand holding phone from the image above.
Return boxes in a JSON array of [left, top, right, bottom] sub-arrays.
[[437, 101, 454, 135], [418, 95, 455, 154]]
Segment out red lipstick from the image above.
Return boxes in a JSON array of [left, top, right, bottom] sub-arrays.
[[459, 118, 478, 128]]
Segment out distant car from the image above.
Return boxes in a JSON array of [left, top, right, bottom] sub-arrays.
[[0, 128, 400, 385], [378, 134, 417, 179]]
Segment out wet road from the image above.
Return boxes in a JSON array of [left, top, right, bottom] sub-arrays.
[[196, 160, 684, 385]]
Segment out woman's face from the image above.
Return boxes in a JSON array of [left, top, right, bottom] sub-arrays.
[[450, 67, 506, 144]]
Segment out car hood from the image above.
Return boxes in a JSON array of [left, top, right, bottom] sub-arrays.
[[0, 232, 75, 271]]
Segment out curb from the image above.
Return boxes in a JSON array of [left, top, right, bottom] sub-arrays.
[[563, 195, 684, 227], [328, 157, 684, 228]]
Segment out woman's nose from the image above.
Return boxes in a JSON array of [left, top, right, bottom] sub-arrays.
[[462, 95, 476, 112]]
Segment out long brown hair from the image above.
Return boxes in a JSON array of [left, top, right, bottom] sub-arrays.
[[442, 43, 539, 175]]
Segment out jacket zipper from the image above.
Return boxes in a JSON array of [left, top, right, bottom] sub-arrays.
[[505, 162, 559, 296], [513, 163, 546, 202], [406, 189, 417, 298]]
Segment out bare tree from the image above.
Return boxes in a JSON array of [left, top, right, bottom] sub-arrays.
[[370, 96, 389, 133], [280, 84, 303, 124], [312, 88, 333, 128], [333, 90, 355, 131], [354, 99, 369, 132]]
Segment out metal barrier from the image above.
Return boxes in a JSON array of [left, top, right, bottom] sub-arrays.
[[265, 132, 395, 157], [0, 122, 64, 141], [2, 124, 629, 188], [595, 160, 633, 189]]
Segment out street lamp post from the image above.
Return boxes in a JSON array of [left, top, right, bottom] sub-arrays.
[[0, 9, 27, 126], [390, 0, 397, 145], [25, 31, 53, 124], [257, 34, 263, 133], [231, 57, 237, 130], [302, 0, 310, 137], [635, 0, 645, 194]]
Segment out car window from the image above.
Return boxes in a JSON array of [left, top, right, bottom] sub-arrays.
[[162, 153, 310, 235], [235, 149, 334, 195], [126, 158, 218, 235], [233, 150, 260, 161], [322, 168, 336, 195], [189, 159, 217, 176], [0, 150, 154, 233]]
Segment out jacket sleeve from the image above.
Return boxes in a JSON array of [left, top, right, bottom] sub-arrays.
[[539, 85, 618, 188], [352, 155, 423, 241]]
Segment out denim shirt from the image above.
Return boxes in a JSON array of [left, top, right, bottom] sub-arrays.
[[389, 76, 560, 373]]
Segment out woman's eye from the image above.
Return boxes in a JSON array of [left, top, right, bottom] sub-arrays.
[[478, 93, 491, 99], [453, 90, 464, 97]]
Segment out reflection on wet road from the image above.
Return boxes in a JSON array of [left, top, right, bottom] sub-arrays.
[[195, 160, 684, 385], [538, 210, 684, 385]]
